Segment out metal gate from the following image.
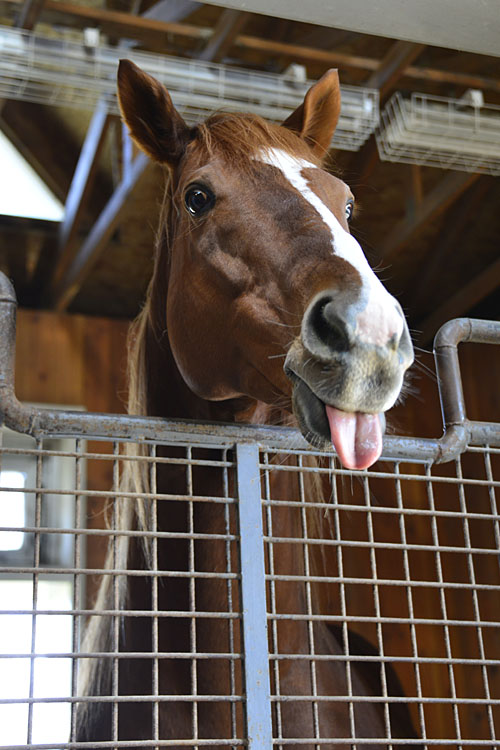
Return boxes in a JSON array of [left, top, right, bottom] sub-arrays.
[[0, 271, 499, 749]]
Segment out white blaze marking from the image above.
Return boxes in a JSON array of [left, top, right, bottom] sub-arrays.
[[259, 148, 404, 347]]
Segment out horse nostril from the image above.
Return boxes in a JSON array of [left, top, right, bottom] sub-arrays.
[[303, 296, 351, 359]]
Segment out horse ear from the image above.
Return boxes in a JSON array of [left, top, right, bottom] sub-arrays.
[[282, 69, 341, 158], [117, 59, 190, 166]]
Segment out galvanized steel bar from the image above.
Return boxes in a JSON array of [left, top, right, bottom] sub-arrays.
[[236, 442, 273, 750]]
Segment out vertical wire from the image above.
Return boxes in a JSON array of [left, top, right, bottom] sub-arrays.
[[394, 462, 428, 748], [483, 448, 500, 573], [26, 438, 43, 745], [222, 448, 238, 746], [111, 441, 120, 743], [263, 451, 283, 749], [186, 445, 198, 747], [363, 473, 392, 748], [149, 443, 160, 746], [329, 456, 357, 749], [425, 464, 462, 749], [298, 454, 320, 747], [70, 438, 84, 741], [455, 455, 496, 744]]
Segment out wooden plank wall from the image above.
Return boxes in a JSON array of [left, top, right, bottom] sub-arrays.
[[14, 308, 130, 598]]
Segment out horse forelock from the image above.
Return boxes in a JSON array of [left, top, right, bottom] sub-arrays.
[[186, 111, 323, 173]]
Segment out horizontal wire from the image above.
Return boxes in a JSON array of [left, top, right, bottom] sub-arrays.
[[0, 485, 238, 503], [263, 497, 500, 522], [0, 566, 239, 578], [0, 525, 240, 542], [0, 650, 243, 660], [259, 462, 500, 487], [0, 741, 247, 749], [267, 612, 500, 627], [266, 573, 500, 590], [264, 535, 500, 555], [0, 445, 235, 468], [0, 651, 497, 667], [1, 693, 498, 706], [0, 694, 245, 705], [0, 607, 241, 618]]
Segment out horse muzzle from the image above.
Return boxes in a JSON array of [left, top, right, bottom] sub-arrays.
[[284, 289, 414, 469]]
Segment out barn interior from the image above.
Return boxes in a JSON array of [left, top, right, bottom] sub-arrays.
[[0, 3, 500, 746]]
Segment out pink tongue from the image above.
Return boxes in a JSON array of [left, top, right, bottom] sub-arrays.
[[325, 405, 383, 470]]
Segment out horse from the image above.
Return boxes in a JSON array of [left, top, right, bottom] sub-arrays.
[[75, 59, 417, 748]]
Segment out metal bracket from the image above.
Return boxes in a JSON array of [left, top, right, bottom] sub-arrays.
[[433, 317, 500, 462]]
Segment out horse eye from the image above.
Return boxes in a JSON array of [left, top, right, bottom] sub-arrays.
[[185, 184, 215, 216], [345, 200, 354, 222]]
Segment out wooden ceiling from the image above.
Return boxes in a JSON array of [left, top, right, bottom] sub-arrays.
[[0, 0, 499, 346]]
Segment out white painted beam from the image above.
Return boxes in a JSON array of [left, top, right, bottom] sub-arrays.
[[199, 0, 500, 57]]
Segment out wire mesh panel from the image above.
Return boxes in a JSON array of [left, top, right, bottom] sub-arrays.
[[1, 430, 499, 748], [260, 447, 500, 747], [0, 433, 248, 748], [376, 91, 500, 175]]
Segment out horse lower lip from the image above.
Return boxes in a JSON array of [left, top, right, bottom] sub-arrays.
[[289, 371, 385, 467], [289, 373, 334, 448]]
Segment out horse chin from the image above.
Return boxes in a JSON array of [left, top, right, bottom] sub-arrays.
[[289, 372, 387, 469]]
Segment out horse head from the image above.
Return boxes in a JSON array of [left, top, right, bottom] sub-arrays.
[[118, 59, 414, 470]]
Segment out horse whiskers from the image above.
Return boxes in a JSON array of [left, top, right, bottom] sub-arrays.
[[413, 344, 433, 355], [264, 318, 298, 329], [411, 357, 438, 382]]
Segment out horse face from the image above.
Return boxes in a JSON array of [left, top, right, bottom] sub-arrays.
[[166, 146, 413, 469], [117, 60, 414, 469]]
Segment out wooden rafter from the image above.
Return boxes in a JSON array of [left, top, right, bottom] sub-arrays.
[[0, 100, 94, 203], [198, 8, 249, 63], [342, 42, 425, 196], [417, 256, 500, 345], [13, 0, 45, 29], [366, 41, 425, 101], [379, 171, 479, 262], [47, 99, 111, 301], [408, 177, 492, 313], [50, 153, 149, 312]]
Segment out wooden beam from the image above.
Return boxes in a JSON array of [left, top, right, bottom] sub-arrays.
[[408, 178, 491, 314], [405, 164, 423, 222], [1, 100, 78, 202], [0, 214, 58, 236], [2, 0, 212, 42], [417, 256, 500, 345], [343, 42, 425, 198], [3, 0, 500, 94], [50, 152, 149, 312], [198, 8, 249, 63], [14, 0, 45, 29], [49, 99, 111, 298], [366, 41, 425, 101], [235, 34, 380, 72], [379, 171, 479, 263]]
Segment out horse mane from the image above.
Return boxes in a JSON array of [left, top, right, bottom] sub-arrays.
[[77, 111, 329, 732]]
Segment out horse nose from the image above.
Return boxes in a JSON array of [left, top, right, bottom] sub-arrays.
[[302, 291, 407, 361]]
